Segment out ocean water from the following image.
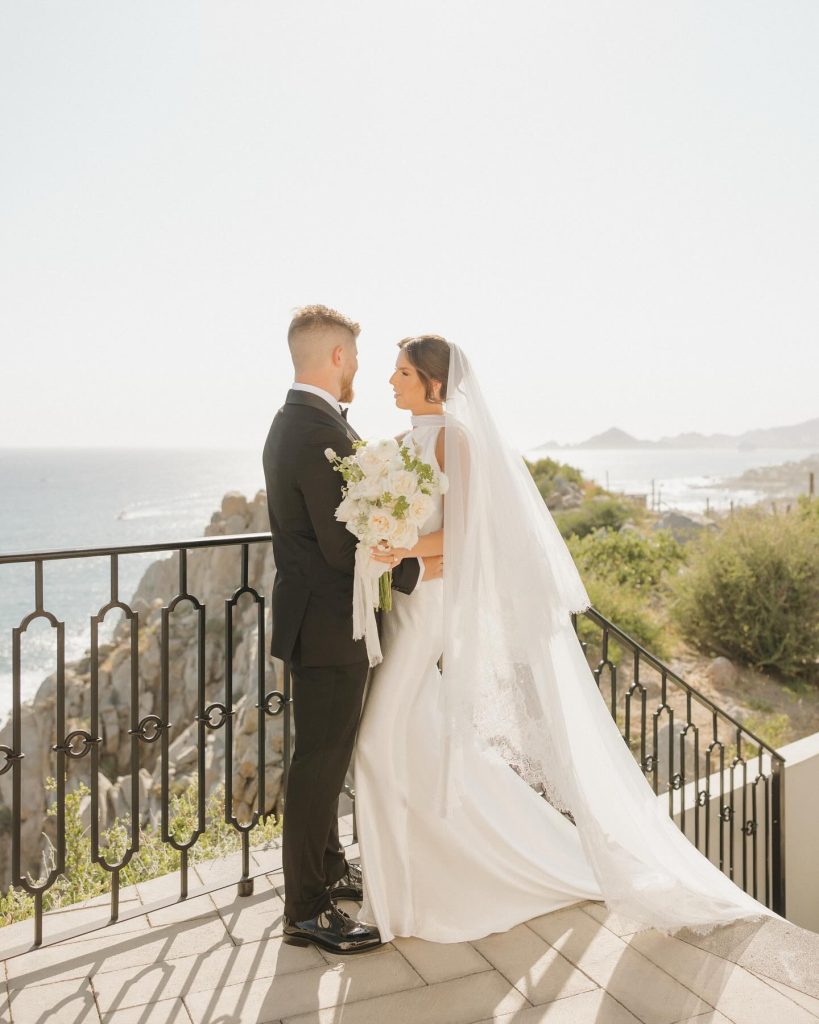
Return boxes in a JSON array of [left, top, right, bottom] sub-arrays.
[[0, 444, 811, 722], [0, 448, 267, 724]]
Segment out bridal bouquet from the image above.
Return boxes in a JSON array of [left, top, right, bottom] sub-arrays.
[[325, 437, 448, 665]]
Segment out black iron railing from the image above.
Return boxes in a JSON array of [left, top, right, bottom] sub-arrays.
[[0, 534, 290, 958], [0, 533, 785, 959], [572, 608, 785, 916]]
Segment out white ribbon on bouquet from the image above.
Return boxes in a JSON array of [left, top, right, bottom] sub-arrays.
[[352, 544, 389, 666]]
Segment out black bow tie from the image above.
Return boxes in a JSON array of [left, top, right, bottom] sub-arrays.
[[340, 407, 349, 420]]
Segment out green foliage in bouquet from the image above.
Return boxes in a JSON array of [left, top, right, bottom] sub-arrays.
[[329, 439, 436, 499]]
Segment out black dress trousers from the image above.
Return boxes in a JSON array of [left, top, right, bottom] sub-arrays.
[[282, 658, 369, 920]]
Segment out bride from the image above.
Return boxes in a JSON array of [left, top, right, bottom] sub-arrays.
[[353, 335, 781, 944]]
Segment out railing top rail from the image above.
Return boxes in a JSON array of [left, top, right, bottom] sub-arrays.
[[0, 532, 273, 566], [582, 606, 786, 765]]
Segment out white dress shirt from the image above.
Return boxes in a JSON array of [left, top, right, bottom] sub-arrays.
[[291, 381, 342, 414], [290, 382, 425, 585]]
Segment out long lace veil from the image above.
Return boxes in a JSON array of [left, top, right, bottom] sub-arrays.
[[439, 343, 779, 935]]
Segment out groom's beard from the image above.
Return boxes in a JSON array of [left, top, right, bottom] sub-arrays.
[[339, 373, 355, 405]]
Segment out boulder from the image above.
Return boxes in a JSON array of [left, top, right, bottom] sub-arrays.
[[77, 773, 114, 835], [223, 513, 247, 536], [651, 510, 718, 542], [221, 492, 248, 519], [101, 706, 121, 755], [544, 477, 584, 511], [106, 769, 154, 828], [705, 656, 740, 689]]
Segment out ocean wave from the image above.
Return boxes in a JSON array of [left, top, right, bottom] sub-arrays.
[[116, 507, 175, 520]]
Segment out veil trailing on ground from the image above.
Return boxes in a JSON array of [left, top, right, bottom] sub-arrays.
[[439, 343, 779, 935]]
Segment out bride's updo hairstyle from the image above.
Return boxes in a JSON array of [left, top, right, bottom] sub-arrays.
[[397, 335, 451, 403]]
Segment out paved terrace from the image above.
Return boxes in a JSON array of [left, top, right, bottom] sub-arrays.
[[1, 817, 817, 1024]]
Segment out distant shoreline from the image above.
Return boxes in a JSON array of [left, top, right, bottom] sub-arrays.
[[536, 416, 819, 452], [535, 443, 819, 453]]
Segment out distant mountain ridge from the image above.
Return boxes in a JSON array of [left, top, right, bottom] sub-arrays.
[[537, 416, 819, 451]]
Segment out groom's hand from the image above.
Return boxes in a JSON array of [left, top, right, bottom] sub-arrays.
[[421, 555, 443, 581]]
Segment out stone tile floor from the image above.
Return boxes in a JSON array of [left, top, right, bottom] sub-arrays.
[[1, 820, 817, 1024]]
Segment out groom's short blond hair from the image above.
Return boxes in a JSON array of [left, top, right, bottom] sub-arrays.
[[288, 305, 358, 346], [287, 305, 361, 372]]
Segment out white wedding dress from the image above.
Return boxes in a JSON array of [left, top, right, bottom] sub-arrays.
[[354, 415, 604, 942], [353, 400, 781, 944]]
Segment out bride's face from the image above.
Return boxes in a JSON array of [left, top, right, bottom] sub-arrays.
[[389, 351, 440, 412]]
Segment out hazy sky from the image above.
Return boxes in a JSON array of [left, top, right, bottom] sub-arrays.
[[1, 2, 817, 451]]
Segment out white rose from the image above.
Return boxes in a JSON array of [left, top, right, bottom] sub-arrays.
[[356, 444, 388, 477], [374, 438, 400, 460], [367, 510, 394, 543], [389, 517, 418, 550], [407, 492, 434, 527], [334, 495, 360, 523], [389, 469, 417, 498], [354, 474, 386, 500]]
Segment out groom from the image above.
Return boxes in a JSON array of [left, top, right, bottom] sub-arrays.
[[262, 304, 441, 955]]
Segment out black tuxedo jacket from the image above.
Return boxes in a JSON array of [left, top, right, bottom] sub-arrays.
[[262, 389, 421, 667]]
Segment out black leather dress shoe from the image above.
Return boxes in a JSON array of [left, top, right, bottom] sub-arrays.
[[282, 901, 382, 954], [327, 861, 364, 901]]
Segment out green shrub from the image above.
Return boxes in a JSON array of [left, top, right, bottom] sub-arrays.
[[670, 507, 819, 678], [0, 778, 282, 928], [741, 712, 792, 753], [554, 497, 634, 539], [525, 457, 589, 505], [568, 528, 685, 657], [796, 494, 819, 523], [576, 575, 669, 656], [568, 527, 685, 591]]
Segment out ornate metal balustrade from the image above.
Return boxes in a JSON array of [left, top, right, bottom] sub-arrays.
[[0, 534, 785, 959], [0, 534, 291, 959], [571, 608, 785, 916]]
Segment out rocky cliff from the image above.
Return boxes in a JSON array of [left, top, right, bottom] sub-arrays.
[[720, 452, 819, 496], [0, 491, 282, 890]]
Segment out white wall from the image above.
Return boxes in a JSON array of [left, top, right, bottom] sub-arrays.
[[777, 731, 819, 933], [667, 730, 819, 934]]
